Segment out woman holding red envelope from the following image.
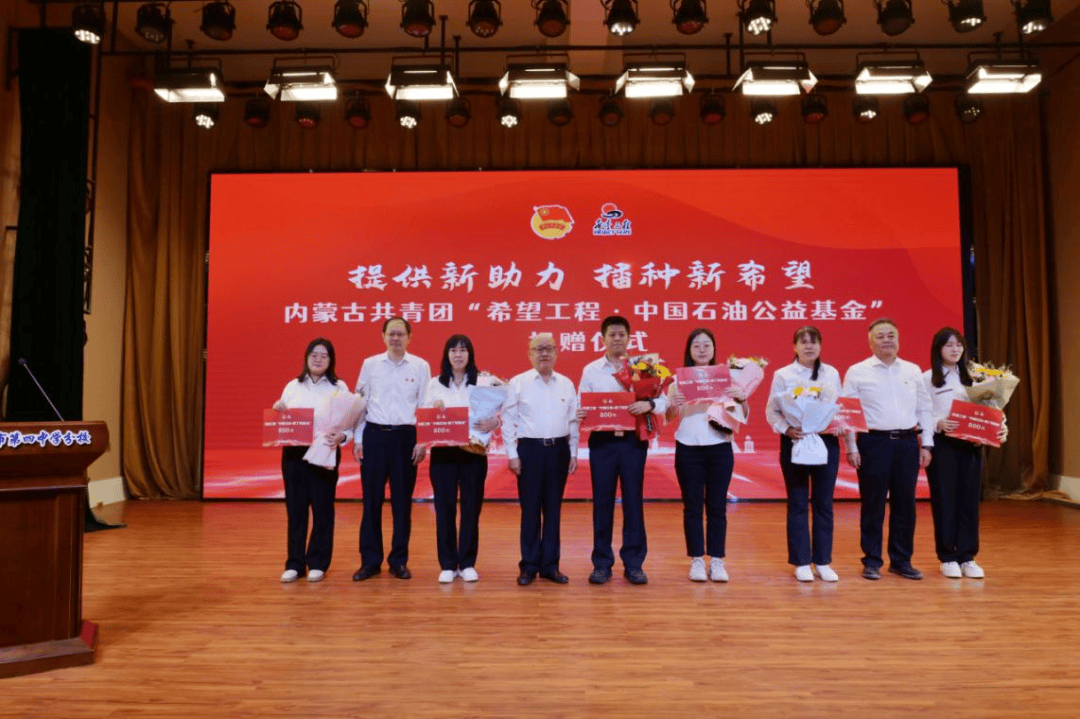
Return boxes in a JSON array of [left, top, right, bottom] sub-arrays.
[[923, 327, 1006, 580], [667, 328, 748, 583]]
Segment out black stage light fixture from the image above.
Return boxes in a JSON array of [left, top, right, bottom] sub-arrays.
[[955, 94, 983, 124], [401, 0, 436, 37], [699, 93, 725, 124], [740, 0, 776, 36], [751, 99, 776, 125], [201, 1, 236, 41], [268, 1, 303, 41], [603, 0, 640, 36], [397, 100, 421, 128], [533, 0, 569, 37], [650, 99, 676, 126], [345, 95, 371, 128], [875, 0, 913, 35], [135, 3, 171, 43], [446, 97, 472, 127], [548, 99, 574, 127], [808, 0, 845, 35], [903, 93, 931, 124], [946, 0, 985, 32], [599, 97, 624, 127], [193, 103, 219, 129], [244, 97, 272, 128], [468, 0, 502, 38], [333, 0, 369, 37], [853, 95, 879, 123], [672, 0, 709, 35], [295, 103, 321, 129], [1014, 0, 1052, 34], [73, 2, 105, 45], [497, 97, 521, 127], [801, 93, 828, 123]]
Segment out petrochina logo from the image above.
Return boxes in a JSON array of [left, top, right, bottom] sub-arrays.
[[531, 205, 574, 240]]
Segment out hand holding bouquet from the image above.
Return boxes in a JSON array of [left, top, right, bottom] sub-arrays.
[[303, 390, 366, 469], [966, 361, 1020, 411], [613, 353, 675, 440], [710, 356, 769, 433], [772, 383, 839, 465]]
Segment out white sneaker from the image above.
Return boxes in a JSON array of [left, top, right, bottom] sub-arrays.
[[438, 569, 457, 584], [814, 564, 839, 582], [460, 567, 479, 582], [280, 569, 300, 583], [306, 569, 324, 583], [940, 561, 962, 578], [688, 557, 707, 582], [710, 557, 729, 582], [961, 561, 985, 579], [794, 565, 814, 582]]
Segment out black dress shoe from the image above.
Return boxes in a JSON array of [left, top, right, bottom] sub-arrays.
[[861, 566, 881, 580], [388, 565, 412, 580], [352, 565, 381, 581], [888, 563, 923, 580], [539, 571, 569, 584], [624, 568, 648, 585], [517, 572, 536, 586], [588, 568, 612, 585]]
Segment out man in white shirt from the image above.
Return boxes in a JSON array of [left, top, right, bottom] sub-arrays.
[[842, 318, 934, 581], [351, 317, 431, 581], [501, 333, 579, 585], [579, 316, 668, 585]]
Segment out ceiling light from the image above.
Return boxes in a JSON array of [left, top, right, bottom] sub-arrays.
[[244, 97, 272, 128], [599, 97, 624, 126], [1014, 0, 1052, 34], [333, 0, 369, 37], [801, 93, 828, 123], [397, 100, 421, 128], [955, 95, 983, 124], [468, 0, 502, 38], [135, 3, 171, 44], [73, 2, 105, 45], [965, 62, 1042, 93], [497, 97, 521, 127], [200, 1, 236, 41], [855, 60, 932, 95], [808, 0, 845, 35], [194, 104, 219, 129], [548, 99, 573, 127], [603, 0, 639, 36], [740, 0, 776, 36], [499, 63, 580, 100], [266, 66, 337, 102], [853, 95, 879, 123], [345, 95, 371, 128], [534, 0, 569, 37], [295, 103, 321, 129], [672, 0, 709, 35], [903, 93, 931, 124], [616, 61, 694, 99], [401, 0, 436, 38], [267, 1, 303, 41], [733, 62, 817, 96], [875, 0, 914, 36], [699, 93, 725, 124], [650, 99, 676, 126], [154, 68, 226, 103], [386, 63, 457, 101], [446, 97, 471, 127], [946, 0, 985, 32], [752, 99, 776, 125]]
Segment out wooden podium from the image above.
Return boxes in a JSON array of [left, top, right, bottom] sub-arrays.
[[0, 421, 108, 678]]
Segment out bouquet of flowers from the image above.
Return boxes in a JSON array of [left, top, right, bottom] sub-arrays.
[[710, 356, 769, 433], [771, 383, 840, 465], [303, 390, 366, 469], [613, 353, 675, 440], [467, 374, 507, 453], [966, 361, 1020, 411]]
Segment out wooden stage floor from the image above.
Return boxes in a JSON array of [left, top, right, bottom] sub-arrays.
[[4, 499, 1080, 718]]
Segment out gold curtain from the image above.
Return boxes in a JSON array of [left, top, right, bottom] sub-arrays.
[[121, 90, 1049, 498]]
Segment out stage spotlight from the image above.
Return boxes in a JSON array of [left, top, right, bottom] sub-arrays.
[[808, 0, 845, 35], [853, 95, 879, 123], [244, 97, 272, 128], [135, 3, 171, 44], [345, 95, 371, 129], [201, 1, 236, 41], [751, 99, 776, 125], [73, 2, 105, 45], [946, 0, 985, 32], [333, 0, 369, 37], [699, 93, 725, 124], [468, 0, 502, 38], [500, 63, 579, 100], [193, 103, 219, 129], [955, 94, 983, 124], [295, 103, 321, 129], [397, 100, 421, 128], [672, 0, 709, 35], [599, 97, 624, 127], [266, 66, 337, 101], [154, 68, 225, 102], [650, 99, 676, 126], [966, 62, 1042, 93], [875, 0, 913, 35], [1014, 0, 1052, 34], [401, 0, 436, 38], [446, 97, 471, 127], [497, 97, 521, 127], [740, 0, 776, 36], [267, 1, 303, 41], [533, 0, 569, 37], [548, 99, 573, 127], [903, 93, 931, 124], [603, 0, 639, 37], [801, 93, 828, 123]]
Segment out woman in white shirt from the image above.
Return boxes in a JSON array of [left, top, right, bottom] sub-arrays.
[[272, 338, 351, 584], [764, 326, 842, 583], [423, 335, 500, 584], [667, 328, 748, 582]]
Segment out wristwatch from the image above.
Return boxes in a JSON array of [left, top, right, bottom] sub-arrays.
[[647, 398, 656, 411]]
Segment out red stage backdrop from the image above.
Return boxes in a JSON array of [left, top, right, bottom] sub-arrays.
[[204, 169, 965, 500]]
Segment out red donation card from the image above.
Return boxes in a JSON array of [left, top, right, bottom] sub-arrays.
[[676, 365, 732, 404], [416, 407, 470, 447], [263, 408, 315, 447], [826, 397, 869, 434], [945, 399, 1005, 447], [580, 392, 637, 432]]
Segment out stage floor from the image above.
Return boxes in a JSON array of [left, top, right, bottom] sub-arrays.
[[4, 500, 1080, 718]]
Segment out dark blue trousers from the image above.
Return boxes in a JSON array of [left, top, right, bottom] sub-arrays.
[[855, 431, 920, 569], [780, 435, 839, 566], [673, 441, 733, 558], [429, 447, 488, 571], [516, 438, 570, 576], [925, 433, 982, 563], [282, 446, 339, 573], [359, 423, 418, 570], [588, 432, 648, 572]]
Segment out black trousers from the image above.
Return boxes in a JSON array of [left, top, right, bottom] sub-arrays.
[[673, 441, 733, 558], [359, 423, 418, 570], [925, 433, 982, 563], [588, 432, 648, 572], [429, 447, 488, 571], [780, 434, 839, 567], [281, 446, 339, 573], [516, 438, 570, 576], [855, 431, 920, 569]]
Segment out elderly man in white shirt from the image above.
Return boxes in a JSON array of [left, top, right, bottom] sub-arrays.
[[842, 318, 935, 581], [501, 333, 579, 586]]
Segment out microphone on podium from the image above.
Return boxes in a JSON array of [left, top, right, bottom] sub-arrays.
[[18, 358, 66, 422]]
